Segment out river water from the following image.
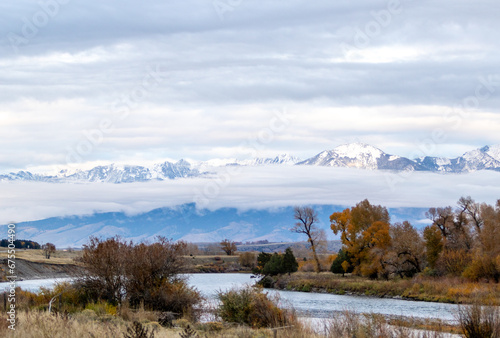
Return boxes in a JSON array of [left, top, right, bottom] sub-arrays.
[[1, 273, 459, 322]]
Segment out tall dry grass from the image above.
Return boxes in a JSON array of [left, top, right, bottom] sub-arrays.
[[457, 302, 500, 338], [321, 311, 450, 338]]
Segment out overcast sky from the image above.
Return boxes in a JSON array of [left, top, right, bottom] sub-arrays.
[[1, 0, 500, 172]]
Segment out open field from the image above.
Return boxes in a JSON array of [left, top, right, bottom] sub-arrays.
[[0, 249, 81, 265]]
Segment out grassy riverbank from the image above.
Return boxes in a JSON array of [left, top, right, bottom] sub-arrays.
[[266, 272, 500, 305]]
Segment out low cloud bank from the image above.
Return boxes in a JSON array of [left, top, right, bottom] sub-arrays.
[[1, 166, 498, 224]]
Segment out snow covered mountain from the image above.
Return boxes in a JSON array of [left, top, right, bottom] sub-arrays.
[[1, 144, 500, 183], [415, 145, 500, 173], [0, 160, 202, 183], [297, 143, 424, 171], [300, 143, 500, 173], [238, 154, 301, 166]]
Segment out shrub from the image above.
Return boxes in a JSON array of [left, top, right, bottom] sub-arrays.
[[85, 300, 117, 316], [239, 252, 257, 268], [217, 286, 296, 328], [124, 321, 156, 338], [463, 254, 500, 282], [457, 302, 500, 338], [77, 236, 202, 319], [439, 250, 472, 276], [299, 260, 316, 272], [148, 281, 202, 320]]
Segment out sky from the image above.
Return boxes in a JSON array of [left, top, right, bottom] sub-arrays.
[[1, 0, 500, 173], [1, 1, 500, 224]]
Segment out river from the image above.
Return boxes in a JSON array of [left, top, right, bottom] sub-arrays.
[[1, 273, 459, 322]]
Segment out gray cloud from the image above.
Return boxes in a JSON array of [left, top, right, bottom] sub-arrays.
[[0, 0, 499, 171]]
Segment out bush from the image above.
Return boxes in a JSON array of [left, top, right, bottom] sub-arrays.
[[85, 300, 117, 316], [217, 286, 296, 328], [457, 302, 500, 338], [148, 281, 202, 320], [239, 252, 257, 268], [463, 254, 500, 282], [77, 236, 202, 319]]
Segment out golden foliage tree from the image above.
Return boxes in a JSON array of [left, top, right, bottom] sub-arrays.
[[330, 199, 391, 278]]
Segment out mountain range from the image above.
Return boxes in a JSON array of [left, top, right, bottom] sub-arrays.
[[2, 143, 499, 183], [10, 204, 428, 248]]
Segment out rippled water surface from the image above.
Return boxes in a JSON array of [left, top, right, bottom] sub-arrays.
[[1, 273, 459, 321]]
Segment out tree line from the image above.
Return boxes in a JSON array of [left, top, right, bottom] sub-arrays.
[[0, 239, 40, 249], [327, 197, 500, 281]]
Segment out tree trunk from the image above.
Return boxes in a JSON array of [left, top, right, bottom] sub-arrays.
[[309, 237, 321, 273]]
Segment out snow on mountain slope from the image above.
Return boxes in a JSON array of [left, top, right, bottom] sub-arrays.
[[298, 143, 423, 171], [482, 145, 500, 162], [416, 146, 500, 172], [298, 143, 384, 169], [2, 144, 500, 183], [239, 154, 301, 166]]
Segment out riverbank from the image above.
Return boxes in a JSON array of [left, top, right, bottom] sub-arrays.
[[0, 249, 252, 280], [263, 272, 500, 305], [0, 258, 84, 281]]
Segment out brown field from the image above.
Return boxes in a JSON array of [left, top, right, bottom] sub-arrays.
[[0, 249, 81, 265]]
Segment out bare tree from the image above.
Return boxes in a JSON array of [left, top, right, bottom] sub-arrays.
[[291, 206, 322, 273], [42, 242, 56, 259], [220, 239, 237, 256]]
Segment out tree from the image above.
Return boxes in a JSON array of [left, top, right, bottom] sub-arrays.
[[282, 247, 298, 274], [253, 252, 272, 275], [42, 242, 56, 259], [385, 221, 425, 278], [330, 199, 391, 278], [291, 206, 322, 273], [78, 236, 129, 304], [78, 236, 200, 315], [330, 249, 353, 276], [220, 239, 237, 256], [426, 203, 474, 252], [262, 253, 284, 276], [423, 224, 444, 270]]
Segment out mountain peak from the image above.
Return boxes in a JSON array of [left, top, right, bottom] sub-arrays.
[[333, 143, 385, 158], [298, 143, 386, 169]]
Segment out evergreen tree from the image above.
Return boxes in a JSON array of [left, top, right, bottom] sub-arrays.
[[252, 252, 272, 274], [262, 253, 284, 276], [330, 249, 353, 275], [282, 247, 298, 274]]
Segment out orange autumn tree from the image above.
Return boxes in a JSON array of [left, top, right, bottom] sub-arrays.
[[330, 199, 391, 278]]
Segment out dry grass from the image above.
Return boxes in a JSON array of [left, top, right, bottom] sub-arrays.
[[187, 255, 240, 264], [0, 249, 81, 265], [320, 311, 454, 338], [272, 272, 500, 305], [0, 310, 323, 338]]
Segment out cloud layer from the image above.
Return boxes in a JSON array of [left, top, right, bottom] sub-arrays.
[[1, 0, 500, 171], [1, 166, 498, 224]]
